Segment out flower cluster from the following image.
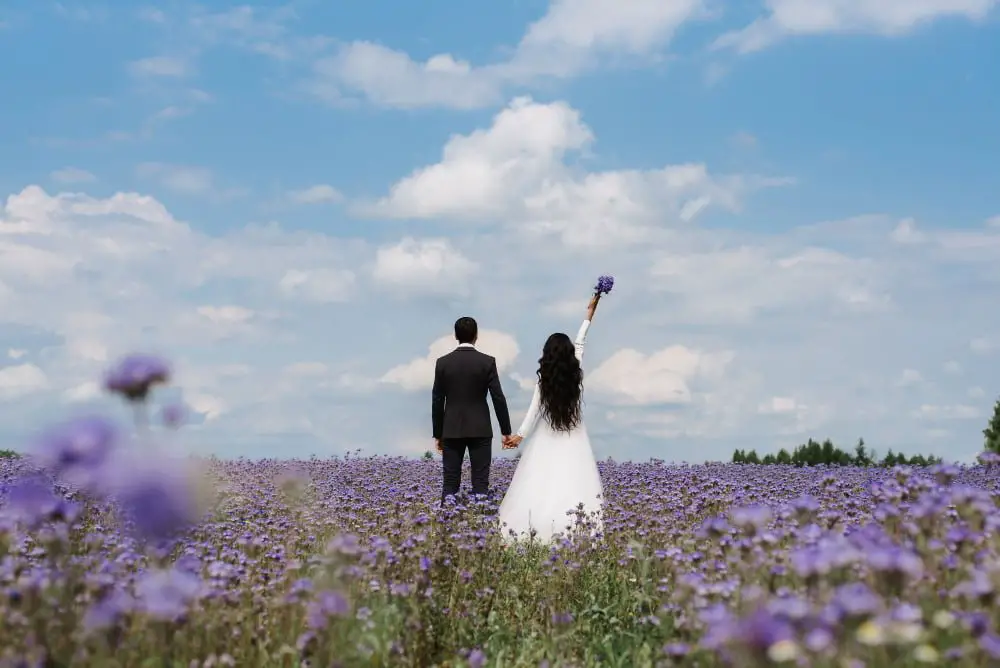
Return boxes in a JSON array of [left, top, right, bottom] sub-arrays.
[[594, 274, 614, 295]]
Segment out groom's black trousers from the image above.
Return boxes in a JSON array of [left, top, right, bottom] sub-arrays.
[[441, 437, 491, 503]]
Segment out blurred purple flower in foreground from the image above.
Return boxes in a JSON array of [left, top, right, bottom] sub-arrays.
[[5, 475, 78, 528], [104, 354, 171, 402], [33, 415, 118, 485], [161, 403, 186, 429], [305, 590, 350, 630], [83, 588, 134, 632], [135, 566, 202, 620], [594, 275, 614, 295], [115, 464, 199, 541]]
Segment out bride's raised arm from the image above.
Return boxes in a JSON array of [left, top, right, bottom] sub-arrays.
[[575, 294, 601, 362]]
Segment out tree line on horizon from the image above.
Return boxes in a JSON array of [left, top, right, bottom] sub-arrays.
[[732, 438, 942, 467]]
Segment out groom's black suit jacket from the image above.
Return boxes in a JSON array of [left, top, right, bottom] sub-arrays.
[[432, 346, 512, 440]]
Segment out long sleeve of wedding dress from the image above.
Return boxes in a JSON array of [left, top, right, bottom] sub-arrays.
[[574, 318, 590, 362], [516, 382, 542, 439]]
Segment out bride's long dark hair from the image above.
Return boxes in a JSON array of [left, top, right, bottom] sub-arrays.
[[537, 332, 584, 432]]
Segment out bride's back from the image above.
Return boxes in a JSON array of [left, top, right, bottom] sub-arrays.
[[536, 332, 584, 432]]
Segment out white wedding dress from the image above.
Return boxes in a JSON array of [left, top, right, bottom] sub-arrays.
[[497, 318, 604, 542]]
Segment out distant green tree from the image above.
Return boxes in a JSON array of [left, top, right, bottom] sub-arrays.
[[0, 449, 18, 459], [984, 397, 1000, 453], [776, 448, 792, 465], [745, 450, 761, 464], [422, 451, 434, 461], [853, 438, 874, 467]]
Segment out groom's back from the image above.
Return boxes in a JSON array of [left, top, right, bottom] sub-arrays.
[[435, 349, 495, 438]]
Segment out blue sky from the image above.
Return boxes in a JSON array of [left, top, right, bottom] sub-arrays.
[[0, 0, 999, 462]]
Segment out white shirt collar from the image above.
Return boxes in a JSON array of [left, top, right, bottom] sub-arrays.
[[457, 343, 476, 348]]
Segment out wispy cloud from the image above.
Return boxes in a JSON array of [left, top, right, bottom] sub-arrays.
[[287, 184, 342, 205], [50, 167, 96, 184], [136, 163, 214, 194], [128, 56, 190, 78]]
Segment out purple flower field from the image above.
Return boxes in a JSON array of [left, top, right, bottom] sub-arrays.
[[4, 446, 1000, 667], [1, 353, 999, 666]]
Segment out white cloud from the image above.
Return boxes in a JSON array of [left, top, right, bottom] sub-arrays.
[[310, 44, 503, 109], [648, 245, 883, 323], [758, 396, 799, 414], [50, 167, 96, 184], [913, 404, 981, 421], [187, 393, 226, 421], [890, 218, 925, 244], [365, 97, 780, 247], [128, 55, 189, 78], [381, 330, 520, 392], [288, 184, 342, 204], [136, 163, 214, 194], [372, 238, 477, 295], [196, 305, 255, 325], [896, 368, 923, 387], [587, 346, 734, 406], [7, 349, 26, 360], [305, 0, 708, 108], [0, 363, 48, 399], [283, 362, 329, 377], [0, 184, 371, 446], [64, 381, 100, 403], [278, 268, 355, 302], [970, 337, 996, 354], [714, 0, 999, 54]]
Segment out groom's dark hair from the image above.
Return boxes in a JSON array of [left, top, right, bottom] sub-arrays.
[[454, 317, 478, 344]]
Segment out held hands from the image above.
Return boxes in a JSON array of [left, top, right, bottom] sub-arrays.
[[435, 438, 443, 454], [502, 434, 523, 450]]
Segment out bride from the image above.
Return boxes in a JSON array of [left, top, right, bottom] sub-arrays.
[[497, 280, 610, 542]]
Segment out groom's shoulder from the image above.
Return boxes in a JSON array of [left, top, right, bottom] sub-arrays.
[[436, 348, 492, 366]]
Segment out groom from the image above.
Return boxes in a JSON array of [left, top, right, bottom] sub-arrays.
[[432, 316, 513, 504]]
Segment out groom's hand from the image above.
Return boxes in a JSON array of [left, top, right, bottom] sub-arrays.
[[435, 438, 443, 454]]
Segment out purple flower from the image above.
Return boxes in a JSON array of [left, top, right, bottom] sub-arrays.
[[830, 582, 882, 619], [104, 354, 171, 401], [730, 504, 772, 533], [804, 627, 833, 652], [981, 634, 1000, 659], [306, 590, 350, 630], [977, 451, 1000, 467], [594, 275, 614, 295], [135, 567, 201, 620], [467, 649, 486, 668], [663, 643, 689, 657], [161, 403, 186, 429], [866, 546, 924, 581], [115, 465, 198, 541], [327, 533, 362, 556], [83, 588, 134, 632], [703, 609, 794, 655], [33, 415, 118, 482], [5, 475, 78, 527]]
